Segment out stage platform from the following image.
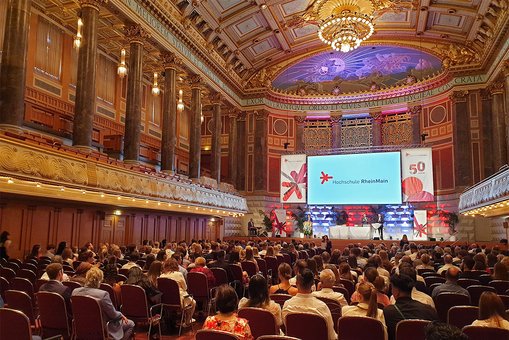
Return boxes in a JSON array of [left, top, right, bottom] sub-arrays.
[[224, 236, 498, 250]]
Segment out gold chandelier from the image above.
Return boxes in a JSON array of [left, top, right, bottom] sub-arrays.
[[314, 0, 378, 53]]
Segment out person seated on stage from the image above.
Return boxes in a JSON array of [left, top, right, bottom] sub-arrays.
[[270, 263, 298, 296], [239, 274, 282, 328], [248, 218, 257, 236], [282, 269, 337, 340], [312, 269, 348, 307]]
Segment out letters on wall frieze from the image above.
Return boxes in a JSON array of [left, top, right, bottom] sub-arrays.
[[0, 138, 247, 211]]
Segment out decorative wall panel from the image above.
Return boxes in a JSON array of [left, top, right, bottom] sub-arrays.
[[382, 113, 413, 145], [341, 118, 372, 148], [304, 120, 332, 150]]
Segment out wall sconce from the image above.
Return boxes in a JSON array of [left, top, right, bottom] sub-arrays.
[[151, 72, 160, 96], [177, 89, 185, 111], [117, 49, 127, 78], [200, 103, 204, 123], [73, 18, 83, 49]]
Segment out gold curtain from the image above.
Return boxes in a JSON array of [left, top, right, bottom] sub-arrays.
[[35, 17, 63, 80], [96, 54, 116, 105], [0, 0, 7, 63]]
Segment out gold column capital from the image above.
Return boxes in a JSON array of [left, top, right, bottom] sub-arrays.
[[124, 24, 150, 44], [79, 0, 108, 10], [254, 110, 269, 121], [409, 105, 422, 115], [211, 93, 223, 105], [449, 90, 469, 103], [489, 81, 505, 95], [189, 74, 204, 89], [161, 52, 182, 70], [295, 115, 306, 124]]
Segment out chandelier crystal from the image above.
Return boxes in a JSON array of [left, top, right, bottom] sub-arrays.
[[117, 49, 127, 78]]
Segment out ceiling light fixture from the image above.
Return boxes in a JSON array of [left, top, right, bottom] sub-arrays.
[[117, 49, 127, 78], [151, 72, 160, 96], [73, 17, 83, 49], [177, 89, 185, 111]]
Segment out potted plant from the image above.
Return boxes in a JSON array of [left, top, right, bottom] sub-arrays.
[[442, 211, 459, 236], [258, 210, 273, 237], [292, 206, 306, 238]]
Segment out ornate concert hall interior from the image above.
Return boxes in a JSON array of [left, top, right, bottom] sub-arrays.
[[1, 0, 509, 259]]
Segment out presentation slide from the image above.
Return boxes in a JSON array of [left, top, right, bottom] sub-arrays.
[[308, 152, 402, 205]]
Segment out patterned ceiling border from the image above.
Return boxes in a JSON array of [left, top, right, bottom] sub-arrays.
[[242, 74, 487, 112]]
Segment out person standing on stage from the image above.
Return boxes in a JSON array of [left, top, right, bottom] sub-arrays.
[[376, 213, 384, 240], [248, 218, 256, 236], [361, 213, 369, 227]]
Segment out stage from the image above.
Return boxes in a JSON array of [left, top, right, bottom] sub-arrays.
[[223, 236, 499, 250]]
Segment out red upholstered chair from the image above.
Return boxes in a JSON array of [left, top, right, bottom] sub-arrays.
[[339, 278, 355, 297], [241, 261, 258, 277], [337, 316, 385, 340], [332, 286, 351, 304], [316, 296, 342, 328], [498, 294, 509, 309], [258, 336, 301, 340], [18, 268, 37, 285], [282, 254, 292, 266], [462, 325, 509, 340], [0, 308, 40, 340], [285, 312, 328, 340], [11, 277, 35, 304], [5, 290, 37, 327], [120, 284, 161, 338], [5, 261, 20, 273], [424, 276, 446, 287], [228, 264, 246, 296], [20, 262, 38, 273], [62, 280, 82, 292], [0, 276, 9, 300], [9, 258, 22, 267], [467, 285, 497, 306], [270, 294, 292, 309], [157, 277, 193, 336], [479, 274, 493, 286], [421, 272, 441, 278], [448, 306, 479, 330], [119, 268, 130, 277], [489, 280, 509, 295], [71, 295, 109, 340], [428, 283, 442, 296], [435, 293, 471, 322], [210, 267, 229, 287], [188, 271, 215, 315], [99, 283, 119, 310], [417, 268, 436, 276], [257, 258, 268, 279], [265, 257, 279, 284], [238, 307, 279, 339], [196, 329, 240, 340], [1, 266, 16, 282], [458, 279, 480, 289], [396, 319, 431, 340], [37, 291, 71, 339], [35, 279, 48, 293]]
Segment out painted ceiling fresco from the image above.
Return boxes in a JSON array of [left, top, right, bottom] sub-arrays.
[[272, 46, 443, 94]]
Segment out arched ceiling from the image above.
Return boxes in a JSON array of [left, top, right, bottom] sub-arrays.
[[272, 46, 443, 94]]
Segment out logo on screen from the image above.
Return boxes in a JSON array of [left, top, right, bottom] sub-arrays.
[[320, 171, 333, 184]]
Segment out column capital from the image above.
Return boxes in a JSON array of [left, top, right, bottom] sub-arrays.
[[480, 88, 492, 100], [295, 115, 306, 124], [502, 59, 509, 77], [449, 90, 469, 103], [79, 0, 108, 10], [227, 108, 240, 119], [124, 24, 150, 44], [254, 110, 269, 121], [211, 93, 223, 105], [489, 81, 505, 95], [409, 105, 422, 115], [330, 114, 342, 125], [161, 51, 182, 70], [368, 111, 382, 121], [189, 74, 204, 89]]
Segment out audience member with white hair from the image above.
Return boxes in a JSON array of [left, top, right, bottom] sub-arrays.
[[312, 268, 348, 307]]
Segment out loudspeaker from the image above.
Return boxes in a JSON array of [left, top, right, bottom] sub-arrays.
[[429, 237, 436, 241], [373, 237, 380, 240]]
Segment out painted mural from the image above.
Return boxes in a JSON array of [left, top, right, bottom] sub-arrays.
[[272, 46, 442, 95]]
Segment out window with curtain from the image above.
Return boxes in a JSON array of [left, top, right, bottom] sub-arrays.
[[149, 92, 162, 126], [70, 47, 78, 86], [35, 17, 63, 80], [0, 0, 7, 63], [96, 54, 116, 105]]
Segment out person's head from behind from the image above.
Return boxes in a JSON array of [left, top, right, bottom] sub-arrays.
[[357, 282, 379, 318], [478, 291, 509, 321], [215, 285, 238, 315], [46, 263, 63, 281], [51, 255, 64, 264], [424, 321, 467, 340], [421, 253, 431, 265], [84, 266, 103, 288], [462, 256, 475, 271], [319, 269, 336, 289], [390, 273, 415, 300], [247, 274, 269, 307], [493, 261, 509, 280], [444, 254, 453, 264], [293, 259, 307, 276], [446, 267, 461, 283], [163, 258, 179, 273], [195, 257, 206, 268], [129, 251, 140, 263], [364, 266, 379, 283], [296, 268, 315, 293], [398, 264, 417, 283], [147, 260, 162, 279], [216, 250, 225, 262], [278, 263, 292, 282], [126, 266, 144, 284]]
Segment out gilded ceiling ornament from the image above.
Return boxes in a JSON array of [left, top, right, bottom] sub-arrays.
[[434, 43, 480, 68], [79, 0, 108, 10], [247, 64, 282, 89]]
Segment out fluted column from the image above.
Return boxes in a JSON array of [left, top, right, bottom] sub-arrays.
[[123, 25, 148, 162], [254, 110, 269, 192], [161, 52, 181, 173], [451, 91, 472, 187], [503, 61, 509, 163], [491, 82, 507, 171], [228, 109, 238, 186], [295, 116, 306, 151], [330, 114, 342, 149], [236, 112, 247, 190], [188, 75, 203, 179], [0, 0, 33, 129], [409, 105, 422, 145], [370, 112, 382, 146], [72, 0, 107, 147], [211, 93, 222, 184]]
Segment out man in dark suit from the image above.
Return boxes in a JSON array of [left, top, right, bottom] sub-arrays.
[[39, 263, 72, 314], [72, 267, 134, 340], [384, 273, 438, 340]]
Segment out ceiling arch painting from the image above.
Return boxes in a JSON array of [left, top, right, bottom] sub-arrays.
[[272, 45, 443, 94]]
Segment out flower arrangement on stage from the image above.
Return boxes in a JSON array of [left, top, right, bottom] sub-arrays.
[[258, 210, 274, 235], [290, 206, 306, 236], [439, 210, 459, 235], [303, 222, 313, 237]]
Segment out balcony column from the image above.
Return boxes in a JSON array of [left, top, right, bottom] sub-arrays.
[[72, 0, 107, 147], [409, 105, 422, 145], [160, 52, 181, 173], [123, 25, 149, 163], [0, 0, 32, 130], [330, 114, 342, 149], [491, 82, 507, 171], [369, 112, 382, 146], [503, 61, 509, 163], [254, 110, 269, 192], [210, 93, 223, 184], [188, 75, 203, 179], [451, 91, 472, 187], [295, 116, 305, 151]]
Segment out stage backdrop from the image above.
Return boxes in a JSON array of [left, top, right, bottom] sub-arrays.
[[413, 210, 428, 240], [401, 148, 435, 202], [280, 154, 307, 203]]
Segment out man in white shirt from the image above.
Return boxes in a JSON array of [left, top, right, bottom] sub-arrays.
[[121, 251, 141, 270], [312, 269, 348, 307], [437, 254, 460, 275], [283, 269, 337, 340]]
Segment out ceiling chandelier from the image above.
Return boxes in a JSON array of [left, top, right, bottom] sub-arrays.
[[314, 0, 379, 53]]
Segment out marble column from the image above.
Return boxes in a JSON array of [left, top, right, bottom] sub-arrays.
[[330, 114, 342, 149], [123, 25, 148, 162], [295, 116, 306, 151], [254, 110, 269, 192], [481, 90, 494, 176], [450, 91, 472, 187], [0, 0, 32, 129], [409, 105, 422, 145], [161, 52, 181, 173], [72, 0, 106, 147], [370, 112, 382, 146], [236, 112, 247, 190], [228, 109, 238, 186], [491, 82, 507, 171], [210, 93, 222, 184], [503, 61, 509, 163], [188, 75, 202, 179]]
